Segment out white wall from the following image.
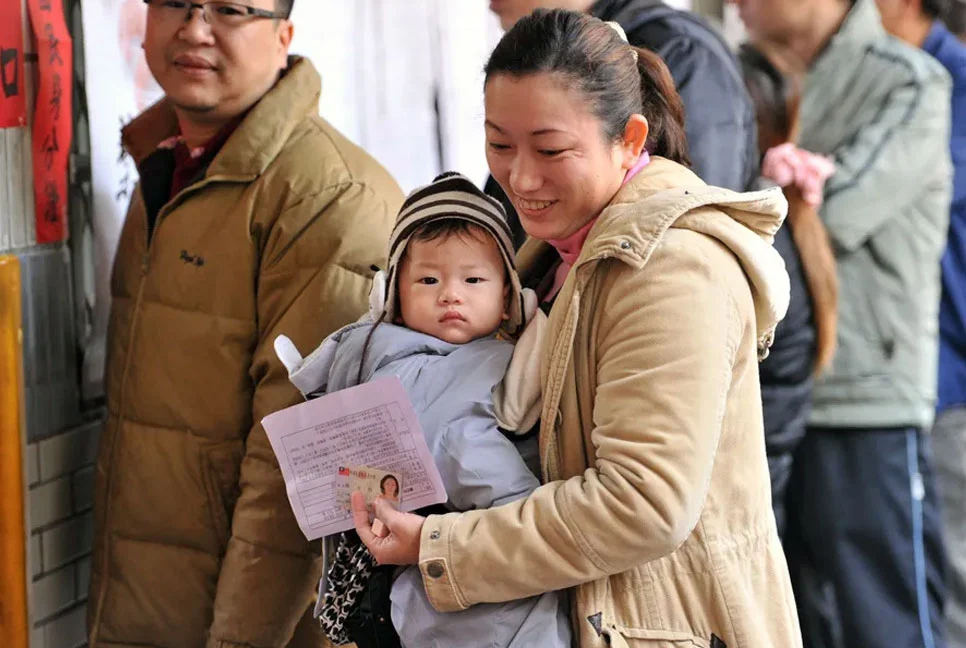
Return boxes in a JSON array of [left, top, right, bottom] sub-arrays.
[[721, 3, 747, 48], [289, 0, 501, 191]]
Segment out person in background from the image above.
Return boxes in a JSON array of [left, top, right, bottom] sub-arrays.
[[86, 0, 402, 646], [380, 475, 400, 501], [738, 42, 839, 538], [876, 2, 966, 645], [731, 0, 952, 646], [485, 0, 758, 247]]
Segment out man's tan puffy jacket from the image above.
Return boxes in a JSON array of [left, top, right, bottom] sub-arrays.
[[87, 57, 402, 648]]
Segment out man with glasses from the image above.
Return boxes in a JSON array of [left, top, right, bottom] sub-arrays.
[[86, 2, 402, 647]]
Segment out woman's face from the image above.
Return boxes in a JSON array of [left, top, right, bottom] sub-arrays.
[[485, 72, 636, 242], [383, 477, 399, 498]]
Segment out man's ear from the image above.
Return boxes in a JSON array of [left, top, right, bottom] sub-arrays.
[[276, 19, 294, 68]]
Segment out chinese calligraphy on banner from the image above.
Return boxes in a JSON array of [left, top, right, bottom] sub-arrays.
[[27, 0, 72, 244], [0, 0, 26, 127]]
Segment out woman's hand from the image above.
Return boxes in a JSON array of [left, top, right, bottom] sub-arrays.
[[351, 491, 425, 565]]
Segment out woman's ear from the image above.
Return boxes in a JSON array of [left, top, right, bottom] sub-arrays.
[[620, 114, 649, 169]]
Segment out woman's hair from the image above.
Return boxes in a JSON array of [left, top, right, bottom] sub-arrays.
[[484, 9, 690, 166], [380, 474, 398, 494], [738, 43, 800, 152], [739, 43, 839, 375]]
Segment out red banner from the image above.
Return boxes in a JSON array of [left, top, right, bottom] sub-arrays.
[[0, 0, 26, 127], [28, 0, 72, 244]]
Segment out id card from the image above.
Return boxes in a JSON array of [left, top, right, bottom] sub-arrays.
[[334, 465, 402, 511]]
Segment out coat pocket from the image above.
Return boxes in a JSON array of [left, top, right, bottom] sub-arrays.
[[603, 626, 712, 648], [198, 440, 244, 552]]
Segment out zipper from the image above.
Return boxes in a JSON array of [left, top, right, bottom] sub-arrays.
[[139, 173, 248, 273], [90, 187, 155, 642], [91, 173, 223, 636], [94, 168, 259, 637], [542, 287, 583, 482]]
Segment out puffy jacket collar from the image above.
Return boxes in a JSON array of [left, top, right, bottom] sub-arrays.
[[584, 157, 783, 254], [518, 157, 790, 356], [121, 56, 321, 177]]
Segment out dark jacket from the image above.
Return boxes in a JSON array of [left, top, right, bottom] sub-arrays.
[[758, 221, 815, 536], [487, 0, 758, 247]]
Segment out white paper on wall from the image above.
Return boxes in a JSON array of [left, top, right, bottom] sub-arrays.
[[80, 0, 163, 395]]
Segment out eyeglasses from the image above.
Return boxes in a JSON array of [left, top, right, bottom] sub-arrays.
[[142, 0, 287, 28]]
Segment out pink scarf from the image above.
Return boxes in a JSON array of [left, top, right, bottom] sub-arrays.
[[544, 152, 650, 301], [761, 143, 836, 207]]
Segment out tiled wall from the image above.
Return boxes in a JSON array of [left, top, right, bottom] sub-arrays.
[[3, 0, 103, 643], [26, 420, 100, 648]]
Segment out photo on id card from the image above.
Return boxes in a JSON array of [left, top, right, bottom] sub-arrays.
[[334, 465, 402, 512]]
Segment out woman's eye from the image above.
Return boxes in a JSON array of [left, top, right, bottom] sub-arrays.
[[539, 149, 565, 157], [488, 142, 511, 151]]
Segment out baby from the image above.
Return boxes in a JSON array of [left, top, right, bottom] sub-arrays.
[[275, 172, 566, 648]]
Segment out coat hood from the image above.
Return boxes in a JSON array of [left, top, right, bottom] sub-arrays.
[[523, 158, 790, 357]]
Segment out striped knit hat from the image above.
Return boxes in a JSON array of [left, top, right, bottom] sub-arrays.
[[383, 172, 525, 336]]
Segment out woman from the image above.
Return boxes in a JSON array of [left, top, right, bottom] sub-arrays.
[[379, 474, 399, 502], [738, 43, 839, 537], [353, 10, 802, 646]]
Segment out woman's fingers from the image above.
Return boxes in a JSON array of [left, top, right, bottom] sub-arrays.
[[350, 491, 379, 546], [350, 491, 425, 565]]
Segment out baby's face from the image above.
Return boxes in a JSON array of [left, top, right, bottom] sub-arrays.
[[397, 232, 509, 344]]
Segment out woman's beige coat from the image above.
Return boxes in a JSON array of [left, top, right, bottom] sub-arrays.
[[417, 158, 802, 647]]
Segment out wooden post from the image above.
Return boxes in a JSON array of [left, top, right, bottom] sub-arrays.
[[0, 255, 28, 648]]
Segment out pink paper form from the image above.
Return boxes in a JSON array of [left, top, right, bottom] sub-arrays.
[[262, 376, 448, 539]]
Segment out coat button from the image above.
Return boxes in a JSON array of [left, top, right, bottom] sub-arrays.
[[427, 561, 445, 579], [619, 240, 631, 250], [429, 530, 440, 540]]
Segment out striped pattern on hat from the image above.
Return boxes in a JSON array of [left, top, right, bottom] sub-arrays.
[[383, 172, 525, 335]]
